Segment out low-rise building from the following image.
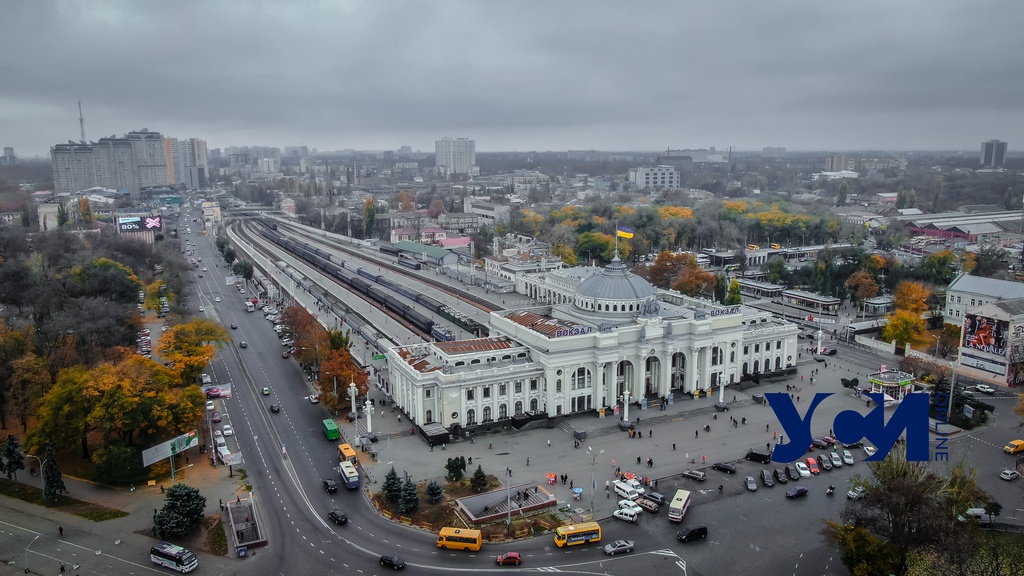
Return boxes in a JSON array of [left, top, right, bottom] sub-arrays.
[[945, 273, 1024, 325]]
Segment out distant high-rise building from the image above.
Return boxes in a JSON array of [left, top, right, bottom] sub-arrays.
[[761, 147, 786, 158], [51, 128, 171, 195], [980, 140, 1007, 168], [164, 137, 209, 189], [435, 137, 476, 175], [2, 147, 15, 165], [825, 153, 849, 171], [628, 165, 680, 189]]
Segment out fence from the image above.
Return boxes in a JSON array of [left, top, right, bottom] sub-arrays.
[[853, 334, 897, 355]]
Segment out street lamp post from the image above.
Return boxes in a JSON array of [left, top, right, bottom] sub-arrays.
[[933, 334, 941, 358], [587, 447, 604, 513], [23, 454, 43, 489], [621, 389, 631, 424]]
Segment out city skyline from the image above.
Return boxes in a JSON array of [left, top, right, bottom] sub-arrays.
[[2, 1, 1022, 157]]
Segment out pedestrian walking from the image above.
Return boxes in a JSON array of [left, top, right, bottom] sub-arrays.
[[766, 424, 770, 432], [59, 526, 64, 537], [649, 430, 652, 438], [773, 431, 777, 439], [60, 562, 66, 573], [637, 455, 642, 465], [797, 396, 800, 402], [695, 429, 699, 438], [767, 442, 771, 451], [673, 443, 676, 451], [638, 430, 643, 438], [570, 480, 574, 489], [547, 439, 551, 447], [702, 455, 706, 463], [527, 457, 530, 466]]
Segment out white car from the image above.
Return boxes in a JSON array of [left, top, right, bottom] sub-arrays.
[[795, 462, 811, 478], [842, 450, 854, 465], [206, 400, 215, 411], [215, 296, 221, 302], [1000, 469, 1020, 481], [309, 395, 320, 404], [830, 452, 843, 468], [975, 384, 995, 395], [222, 424, 234, 437], [213, 430, 223, 438], [215, 437, 227, 449], [617, 499, 642, 514], [202, 267, 208, 271], [612, 508, 638, 523], [863, 446, 877, 458], [198, 306, 205, 312]]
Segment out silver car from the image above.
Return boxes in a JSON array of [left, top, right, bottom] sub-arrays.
[[829, 452, 843, 468], [842, 450, 854, 465], [603, 540, 635, 556]]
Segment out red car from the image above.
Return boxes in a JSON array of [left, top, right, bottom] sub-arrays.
[[820, 436, 838, 446], [805, 457, 820, 475], [496, 552, 522, 566]]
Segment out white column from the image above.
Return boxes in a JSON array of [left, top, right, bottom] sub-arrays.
[[659, 354, 671, 397], [702, 346, 712, 392]]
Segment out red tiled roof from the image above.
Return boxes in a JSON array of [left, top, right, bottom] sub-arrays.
[[435, 337, 516, 355], [504, 310, 580, 337]]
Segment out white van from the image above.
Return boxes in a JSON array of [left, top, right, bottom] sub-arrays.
[[201, 374, 212, 385], [624, 478, 646, 496], [613, 481, 640, 500]]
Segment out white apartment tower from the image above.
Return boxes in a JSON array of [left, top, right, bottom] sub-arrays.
[[164, 137, 209, 189], [628, 165, 680, 189], [435, 137, 476, 176]]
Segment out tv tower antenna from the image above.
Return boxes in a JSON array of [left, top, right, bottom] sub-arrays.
[[78, 99, 87, 142]]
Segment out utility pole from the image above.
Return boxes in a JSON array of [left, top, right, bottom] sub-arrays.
[[78, 99, 87, 142]]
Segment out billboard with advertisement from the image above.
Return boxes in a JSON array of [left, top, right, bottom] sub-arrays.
[[962, 313, 1008, 356], [118, 215, 162, 232]]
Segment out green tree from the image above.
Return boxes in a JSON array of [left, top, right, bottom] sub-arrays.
[[157, 319, 230, 384], [931, 177, 943, 212], [425, 480, 444, 504], [363, 197, 376, 238], [1, 434, 27, 480], [983, 500, 1002, 525], [399, 478, 419, 514], [470, 465, 488, 492], [713, 274, 728, 304], [56, 203, 69, 227], [1003, 186, 1016, 211], [328, 329, 353, 351], [91, 445, 145, 484], [383, 467, 402, 503], [837, 181, 848, 207], [78, 197, 92, 224], [725, 278, 742, 305], [42, 442, 68, 504], [840, 377, 860, 392], [822, 521, 896, 576], [761, 256, 789, 284], [232, 260, 254, 281], [8, 353, 48, 432], [972, 244, 1008, 277], [223, 247, 236, 265], [154, 483, 207, 537], [445, 457, 466, 482]]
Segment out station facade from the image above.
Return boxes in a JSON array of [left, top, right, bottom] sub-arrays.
[[386, 256, 800, 432]]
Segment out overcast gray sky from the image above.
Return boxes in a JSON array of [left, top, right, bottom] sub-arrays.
[[2, 1, 1022, 157]]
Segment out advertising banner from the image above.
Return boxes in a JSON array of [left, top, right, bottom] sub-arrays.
[[962, 313, 1008, 356]]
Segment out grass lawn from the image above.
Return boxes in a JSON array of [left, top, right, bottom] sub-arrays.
[[0, 477, 128, 521]]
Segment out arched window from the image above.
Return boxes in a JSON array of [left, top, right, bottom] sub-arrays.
[[530, 399, 538, 412], [775, 357, 782, 370], [754, 360, 760, 373], [466, 409, 476, 425], [499, 404, 508, 418], [483, 406, 492, 421], [425, 409, 433, 423], [743, 362, 749, 374], [515, 401, 523, 415]]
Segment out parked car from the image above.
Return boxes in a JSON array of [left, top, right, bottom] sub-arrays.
[[211, 411, 222, 423], [760, 469, 775, 487], [830, 452, 843, 468], [309, 395, 320, 404], [612, 508, 639, 523], [682, 469, 707, 482], [806, 458, 820, 475], [646, 492, 668, 505], [817, 455, 833, 471], [602, 540, 635, 556], [774, 468, 789, 484], [843, 441, 863, 450], [206, 400, 215, 411], [975, 384, 995, 395], [847, 486, 867, 500], [820, 436, 838, 446], [328, 509, 347, 524], [222, 424, 234, 437], [496, 552, 522, 566], [863, 446, 877, 458], [744, 476, 758, 491], [323, 479, 338, 493], [842, 450, 855, 465], [618, 499, 642, 514], [1000, 469, 1020, 481], [379, 555, 405, 570], [786, 486, 809, 499], [712, 462, 737, 474], [795, 462, 811, 478], [786, 465, 801, 481], [636, 498, 659, 513], [812, 438, 830, 450]]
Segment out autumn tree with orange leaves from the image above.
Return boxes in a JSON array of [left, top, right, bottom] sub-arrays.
[[671, 254, 715, 297], [893, 281, 930, 315], [845, 270, 880, 303], [317, 348, 369, 413]]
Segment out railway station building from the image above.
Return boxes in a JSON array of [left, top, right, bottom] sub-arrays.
[[386, 254, 799, 435]]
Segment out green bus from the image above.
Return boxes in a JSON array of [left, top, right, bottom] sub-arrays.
[[322, 419, 340, 441]]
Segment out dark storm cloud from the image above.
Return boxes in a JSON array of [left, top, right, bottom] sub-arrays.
[[1, 0, 1022, 155]]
